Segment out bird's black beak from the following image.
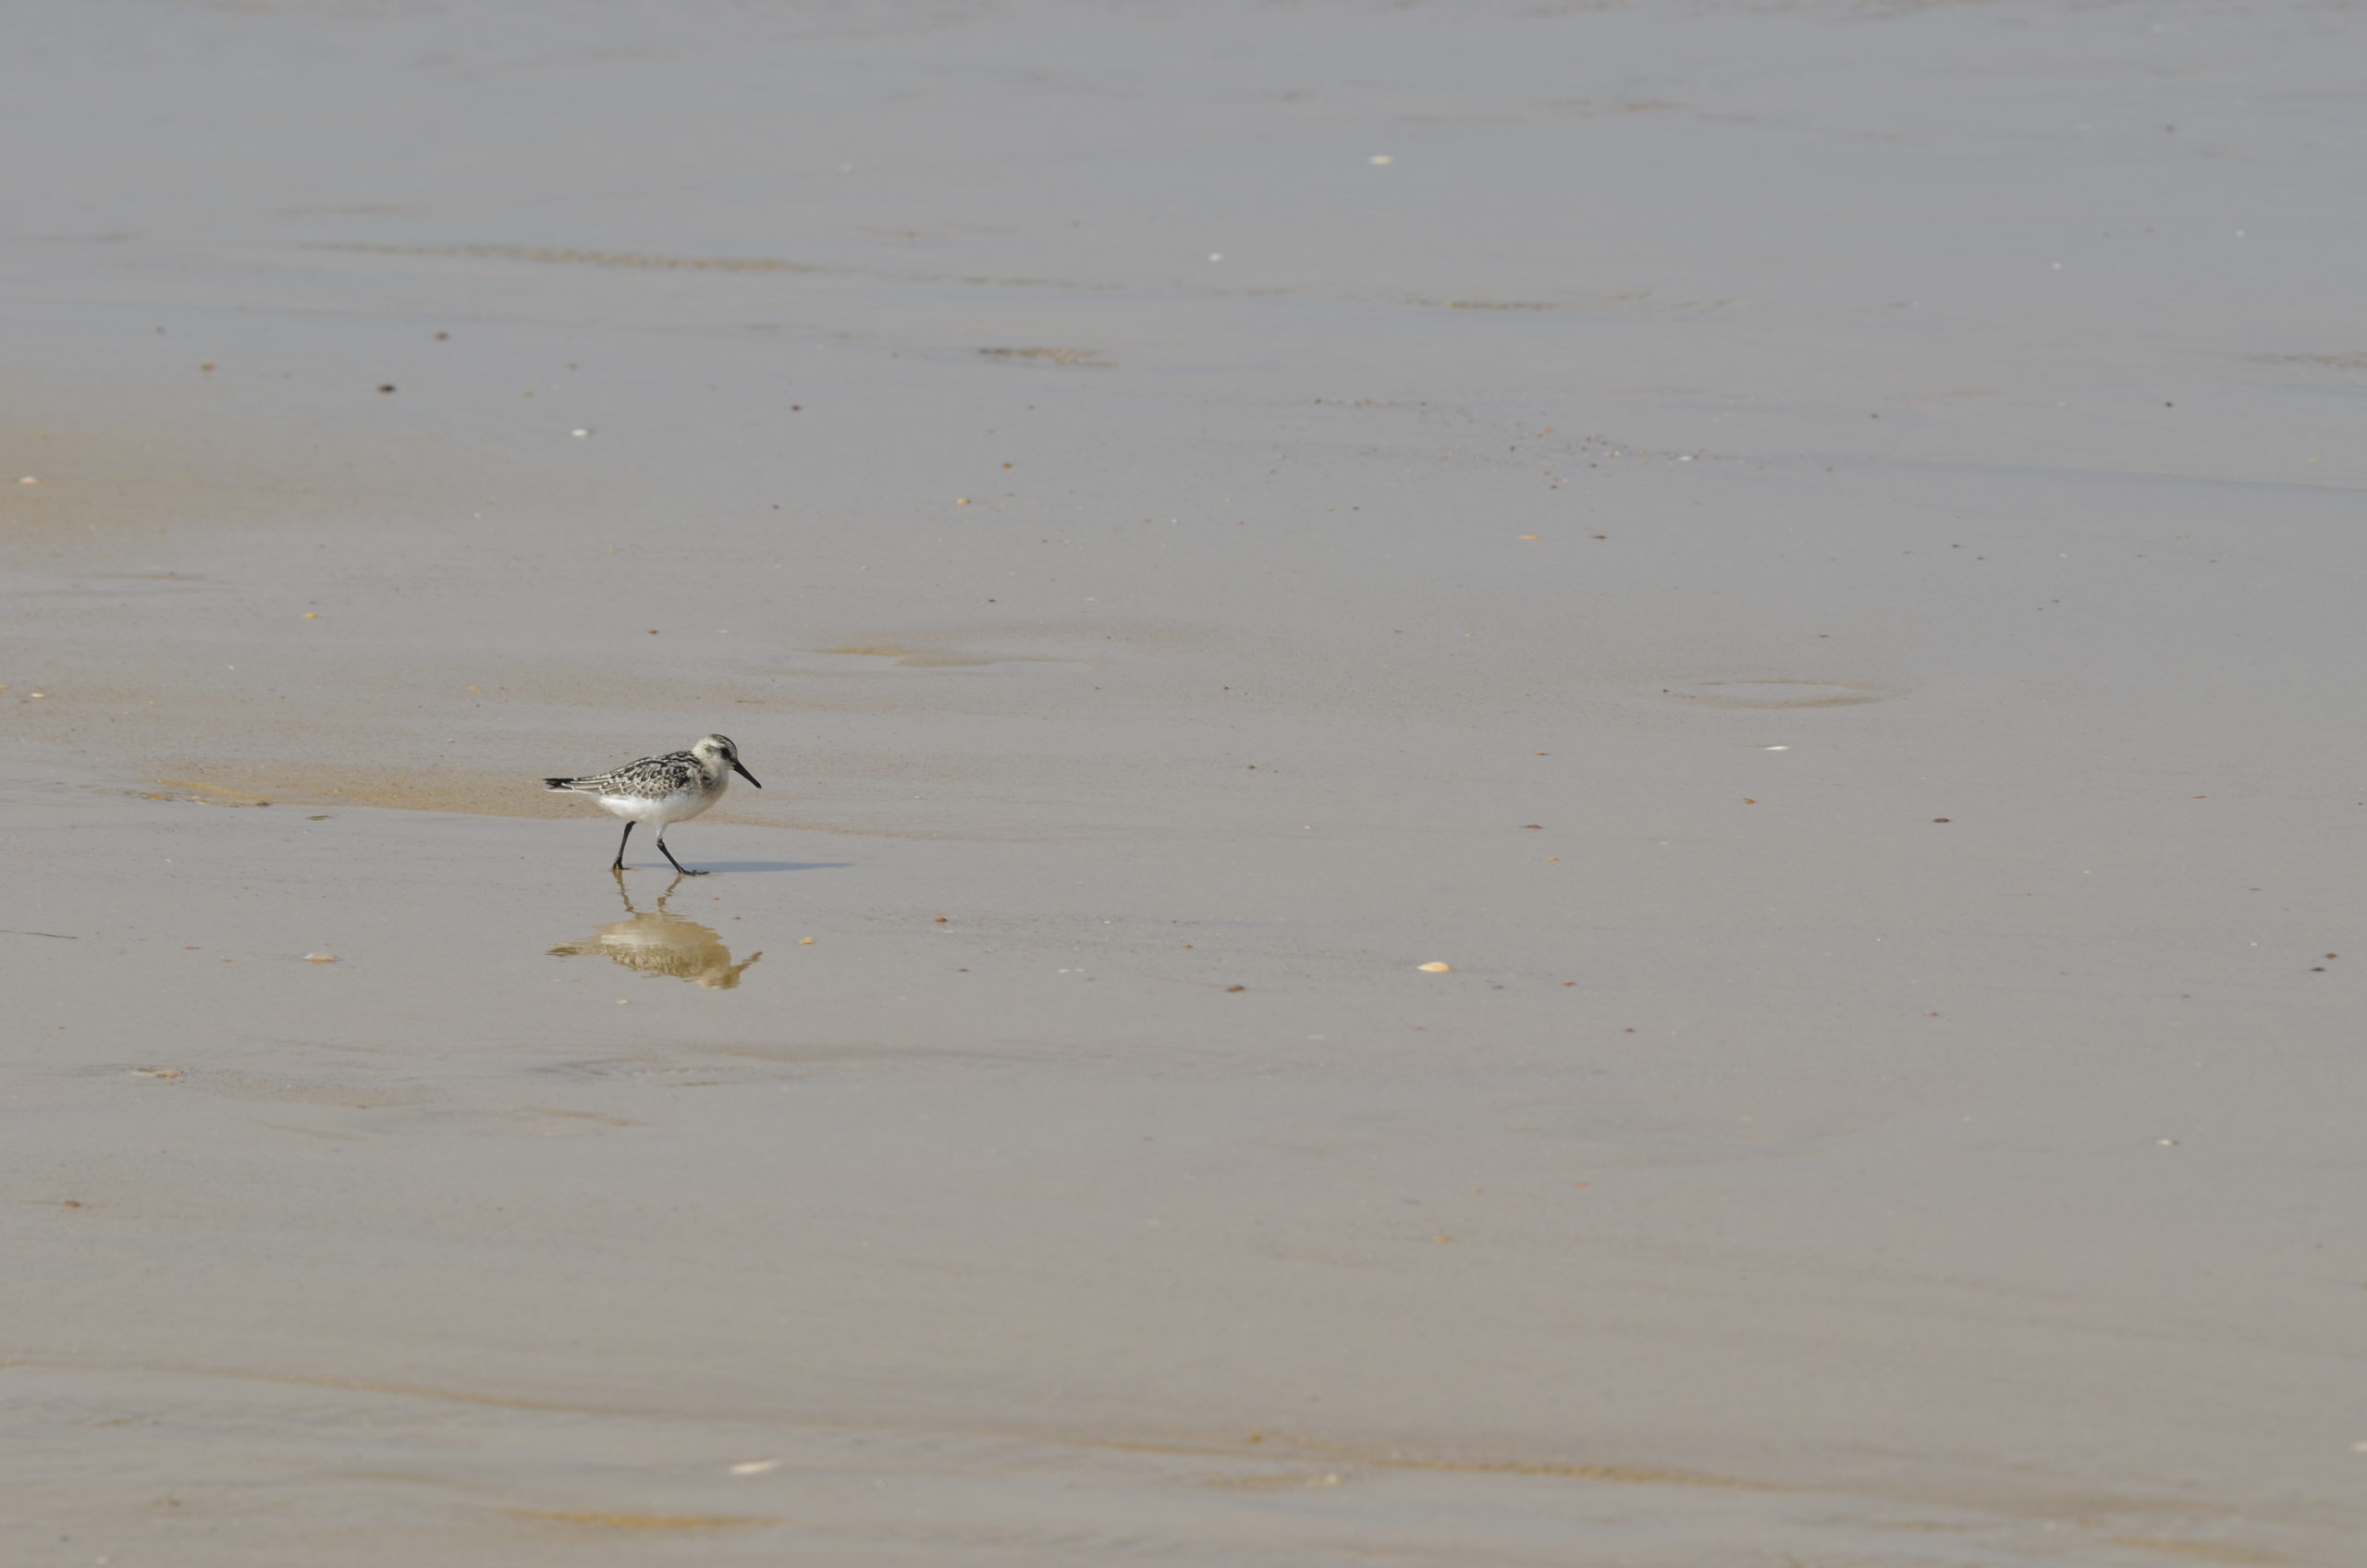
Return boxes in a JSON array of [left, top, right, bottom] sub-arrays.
[[732, 760, 762, 789]]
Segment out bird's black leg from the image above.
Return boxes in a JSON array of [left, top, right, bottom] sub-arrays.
[[612, 820, 634, 871], [656, 831, 707, 876]]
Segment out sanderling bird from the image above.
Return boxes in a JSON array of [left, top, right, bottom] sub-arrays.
[[544, 733, 761, 876]]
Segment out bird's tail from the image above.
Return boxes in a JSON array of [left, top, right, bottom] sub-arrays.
[[545, 777, 586, 791]]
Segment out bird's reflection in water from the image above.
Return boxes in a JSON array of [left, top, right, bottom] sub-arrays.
[[548, 872, 762, 989]]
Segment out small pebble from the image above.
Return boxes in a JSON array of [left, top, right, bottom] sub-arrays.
[[304, 953, 337, 963], [1417, 962, 1453, 974]]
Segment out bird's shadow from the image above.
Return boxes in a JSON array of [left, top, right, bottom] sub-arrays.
[[619, 860, 852, 875]]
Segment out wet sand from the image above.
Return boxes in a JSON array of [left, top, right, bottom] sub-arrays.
[[6, 2, 2365, 1562]]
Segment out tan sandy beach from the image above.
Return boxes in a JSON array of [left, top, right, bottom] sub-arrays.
[[6, 2, 2365, 1562]]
